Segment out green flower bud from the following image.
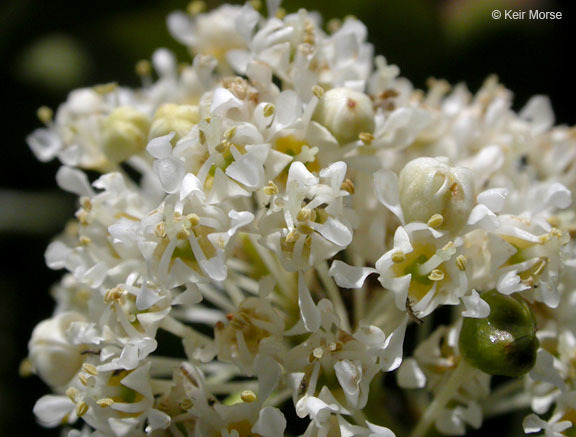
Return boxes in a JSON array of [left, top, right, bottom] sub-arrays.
[[398, 157, 475, 234], [149, 103, 199, 142], [102, 106, 150, 163], [459, 290, 539, 377], [312, 87, 375, 144]]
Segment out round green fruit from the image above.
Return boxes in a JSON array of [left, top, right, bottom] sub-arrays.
[[459, 290, 539, 377]]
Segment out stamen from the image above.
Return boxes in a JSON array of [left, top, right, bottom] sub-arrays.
[[241, 390, 257, 403], [427, 214, 444, 228], [428, 269, 445, 281], [456, 255, 467, 271]]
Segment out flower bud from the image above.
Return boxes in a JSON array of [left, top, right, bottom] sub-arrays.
[[102, 106, 150, 163], [149, 103, 199, 142], [459, 290, 539, 377], [398, 157, 474, 233], [28, 312, 87, 388], [312, 87, 375, 144]]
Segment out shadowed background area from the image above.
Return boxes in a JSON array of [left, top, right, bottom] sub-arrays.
[[0, 0, 574, 435]]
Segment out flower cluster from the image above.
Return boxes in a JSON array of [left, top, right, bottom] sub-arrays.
[[25, 1, 576, 436]]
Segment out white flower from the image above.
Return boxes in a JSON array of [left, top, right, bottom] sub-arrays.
[[28, 312, 88, 389]]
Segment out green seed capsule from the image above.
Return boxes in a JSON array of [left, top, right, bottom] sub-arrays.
[[459, 290, 539, 377]]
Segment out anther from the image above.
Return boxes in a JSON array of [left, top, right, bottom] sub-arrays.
[[427, 214, 444, 228], [96, 398, 115, 408], [359, 132, 374, 145], [428, 269, 445, 281], [240, 390, 257, 403], [75, 401, 89, 417], [391, 251, 405, 263], [456, 255, 467, 271], [37, 106, 53, 124]]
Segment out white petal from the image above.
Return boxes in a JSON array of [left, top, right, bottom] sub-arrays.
[[477, 188, 507, 213], [153, 157, 185, 193], [397, 358, 426, 388], [180, 173, 205, 201], [298, 271, 320, 332], [146, 409, 171, 432], [520, 95, 554, 134], [329, 260, 376, 289], [147, 133, 174, 159], [462, 290, 490, 318], [27, 128, 60, 162], [529, 349, 565, 389], [167, 12, 196, 46], [523, 414, 547, 433], [56, 166, 94, 197], [152, 48, 176, 77], [313, 218, 353, 247], [210, 87, 243, 115], [374, 170, 404, 223], [497, 270, 530, 295], [379, 315, 408, 371], [544, 182, 572, 209], [252, 407, 286, 437], [33, 395, 75, 427], [275, 90, 301, 126], [468, 204, 500, 230]]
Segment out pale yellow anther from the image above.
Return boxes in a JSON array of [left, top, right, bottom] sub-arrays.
[[96, 398, 115, 408], [359, 132, 374, 145], [249, 0, 262, 10], [240, 390, 257, 403], [82, 363, 98, 376], [285, 230, 299, 243], [177, 228, 191, 240], [199, 129, 207, 145], [312, 85, 324, 99], [66, 387, 80, 402], [442, 241, 455, 251], [297, 207, 312, 222], [263, 181, 279, 196], [78, 374, 89, 386], [135, 59, 152, 77], [427, 214, 444, 228], [275, 7, 286, 19], [76, 209, 89, 226], [312, 347, 324, 359], [215, 141, 230, 153], [341, 178, 355, 194], [263, 103, 275, 117], [224, 126, 237, 140], [18, 359, 33, 377], [155, 222, 166, 238], [534, 258, 548, 276], [93, 82, 117, 95], [37, 106, 53, 124], [104, 286, 125, 304], [538, 234, 550, 244], [391, 251, 405, 263], [79, 236, 92, 246], [456, 254, 467, 271], [180, 398, 193, 410], [187, 213, 200, 227], [75, 401, 89, 417], [80, 197, 93, 212], [298, 223, 315, 235], [187, 0, 206, 15], [428, 269, 445, 281], [327, 18, 342, 34]]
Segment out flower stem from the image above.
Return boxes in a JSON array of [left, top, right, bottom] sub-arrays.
[[412, 359, 473, 437]]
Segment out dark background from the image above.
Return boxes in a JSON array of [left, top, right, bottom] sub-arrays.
[[1, 0, 574, 435]]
